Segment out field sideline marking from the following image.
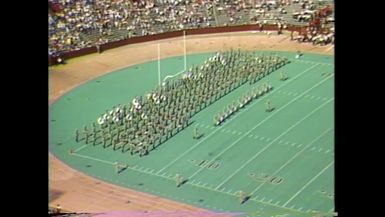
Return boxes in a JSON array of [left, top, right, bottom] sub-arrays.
[[215, 97, 333, 189], [190, 72, 333, 180], [71, 152, 115, 165], [289, 58, 333, 66], [251, 127, 333, 194], [70, 152, 307, 215], [277, 90, 331, 102], [282, 161, 334, 207], [157, 63, 321, 175], [74, 144, 87, 152]]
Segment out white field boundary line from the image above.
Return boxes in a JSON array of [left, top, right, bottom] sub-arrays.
[[282, 161, 334, 207], [277, 91, 331, 102], [71, 152, 115, 165], [288, 58, 333, 66], [186, 181, 308, 215], [163, 69, 186, 81], [71, 152, 174, 179], [156, 63, 321, 174], [69, 152, 308, 215], [162, 49, 333, 82], [251, 127, 333, 194], [50, 135, 78, 149], [74, 144, 87, 152], [195, 123, 336, 156], [214, 97, 334, 189], [191, 73, 333, 180]]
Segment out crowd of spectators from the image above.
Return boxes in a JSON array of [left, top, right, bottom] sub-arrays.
[[48, 0, 334, 57]]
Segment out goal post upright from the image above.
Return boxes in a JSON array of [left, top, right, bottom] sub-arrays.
[[183, 30, 187, 71], [161, 30, 187, 83], [157, 43, 161, 86]]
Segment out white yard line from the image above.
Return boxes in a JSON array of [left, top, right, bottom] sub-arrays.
[[74, 144, 87, 152], [282, 161, 334, 207], [191, 73, 333, 181], [71, 153, 115, 165], [289, 58, 333, 66], [251, 127, 333, 194], [156, 63, 321, 174], [215, 97, 333, 189]]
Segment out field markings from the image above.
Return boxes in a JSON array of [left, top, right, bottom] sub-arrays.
[[156, 63, 321, 175], [71, 152, 182, 183], [71, 153, 115, 165], [289, 58, 333, 66], [71, 150, 309, 215], [215, 97, 334, 189], [276, 90, 330, 102], [67, 61, 331, 215], [74, 144, 87, 152], [250, 128, 333, 195], [195, 76, 334, 182], [282, 161, 334, 207], [190, 72, 333, 183], [200, 123, 304, 146]]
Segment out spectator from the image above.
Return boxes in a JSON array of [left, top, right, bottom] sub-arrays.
[[48, 0, 334, 56], [56, 204, 61, 213]]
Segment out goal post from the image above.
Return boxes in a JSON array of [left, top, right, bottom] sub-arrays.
[[158, 30, 187, 84]]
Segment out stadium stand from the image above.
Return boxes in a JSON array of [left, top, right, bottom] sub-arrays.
[[48, 0, 334, 62]]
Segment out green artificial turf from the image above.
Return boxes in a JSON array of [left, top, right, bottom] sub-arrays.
[[49, 51, 334, 217]]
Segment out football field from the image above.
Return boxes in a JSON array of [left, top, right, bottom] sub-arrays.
[[49, 51, 334, 217]]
